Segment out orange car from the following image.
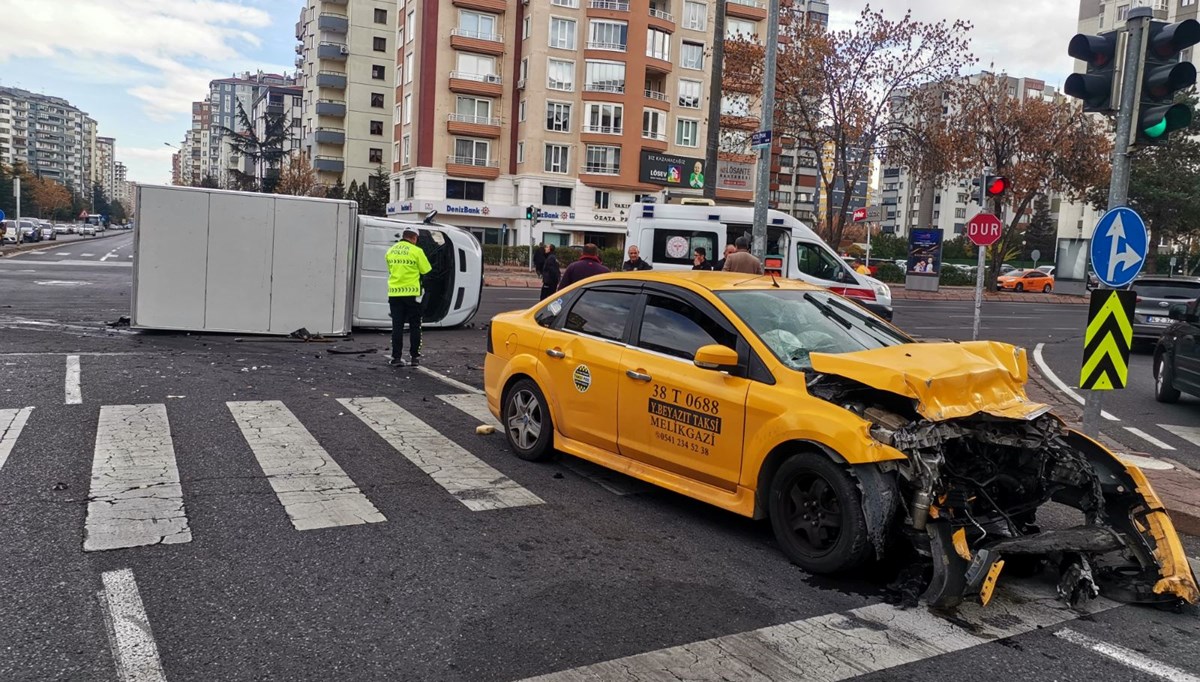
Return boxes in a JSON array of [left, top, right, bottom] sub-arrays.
[[996, 268, 1054, 292]]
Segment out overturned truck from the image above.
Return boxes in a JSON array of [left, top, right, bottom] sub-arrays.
[[804, 342, 1198, 609]]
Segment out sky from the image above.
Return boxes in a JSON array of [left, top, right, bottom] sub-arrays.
[[0, 0, 1082, 186]]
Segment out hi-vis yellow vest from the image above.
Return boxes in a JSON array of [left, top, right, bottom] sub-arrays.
[[386, 240, 432, 297]]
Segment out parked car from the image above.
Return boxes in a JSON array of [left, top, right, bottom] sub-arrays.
[[39, 226, 56, 241], [18, 219, 41, 243], [0, 220, 17, 244], [53, 224, 70, 235], [1154, 299, 1200, 402], [80, 225, 97, 236], [996, 268, 1054, 292], [1131, 276, 1200, 346], [999, 263, 1017, 274], [1037, 265, 1056, 277]]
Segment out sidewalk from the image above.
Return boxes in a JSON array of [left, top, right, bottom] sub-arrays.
[[484, 266, 1088, 304]]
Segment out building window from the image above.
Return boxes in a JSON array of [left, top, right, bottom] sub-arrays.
[[726, 18, 756, 39], [585, 60, 625, 93], [547, 59, 575, 91], [585, 103, 623, 134], [675, 118, 699, 146], [392, 142, 400, 164], [542, 185, 573, 206], [551, 0, 579, 6], [517, 141, 525, 163], [456, 96, 491, 123], [447, 179, 485, 201], [546, 101, 572, 132], [519, 99, 527, 122], [369, 148, 383, 164], [397, 26, 404, 46], [404, 94, 412, 123], [682, 1, 707, 30], [1116, 4, 1130, 20], [678, 79, 702, 108], [370, 92, 385, 108], [405, 53, 413, 83], [549, 17, 577, 50], [647, 28, 671, 61], [291, 117, 301, 129], [584, 145, 621, 174], [955, 208, 966, 219], [523, 16, 532, 39], [405, 178, 414, 198], [643, 109, 667, 140], [589, 20, 628, 51], [544, 144, 570, 174], [373, 36, 386, 52], [453, 138, 490, 165], [459, 10, 498, 39], [594, 190, 610, 210], [375, 8, 387, 23], [456, 53, 496, 78], [402, 135, 410, 164], [372, 65, 385, 80], [370, 120, 384, 135], [407, 10, 415, 41], [721, 94, 750, 116], [681, 41, 705, 70]]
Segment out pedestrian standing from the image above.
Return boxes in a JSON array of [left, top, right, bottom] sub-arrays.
[[722, 236, 764, 275], [692, 247, 714, 271], [713, 244, 737, 272], [621, 245, 653, 271], [558, 243, 610, 290], [533, 242, 547, 275], [540, 244, 560, 300], [386, 228, 432, 367]]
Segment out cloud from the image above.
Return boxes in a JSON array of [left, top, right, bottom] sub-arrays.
[[829, 1, 1078, 87]]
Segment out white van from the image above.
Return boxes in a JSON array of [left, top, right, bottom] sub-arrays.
[[626, 203, 893, 320]]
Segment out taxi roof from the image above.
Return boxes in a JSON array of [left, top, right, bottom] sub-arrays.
[[585, 270, 824, 293]]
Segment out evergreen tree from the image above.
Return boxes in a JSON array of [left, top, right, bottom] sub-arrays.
[[327, 179, 346, 200]]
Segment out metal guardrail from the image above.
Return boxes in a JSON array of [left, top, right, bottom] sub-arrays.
[[446, 155, 498, 167], [448, 113, 501, 126], [450, 28, 503, 42]]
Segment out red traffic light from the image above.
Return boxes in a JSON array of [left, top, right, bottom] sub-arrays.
[[986, 176, 1009, 196]]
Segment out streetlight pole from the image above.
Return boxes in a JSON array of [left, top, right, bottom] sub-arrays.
[[750, 0, 781, 258]]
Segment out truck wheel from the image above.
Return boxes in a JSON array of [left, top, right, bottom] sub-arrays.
[[1155, 355, 1181, 403], [769, 454, 871, 574], [503, 378, 555, 461]]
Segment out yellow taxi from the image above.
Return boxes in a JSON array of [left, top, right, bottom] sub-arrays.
[[484, 271, 1197, 608], [996, 268, 1055, 292]]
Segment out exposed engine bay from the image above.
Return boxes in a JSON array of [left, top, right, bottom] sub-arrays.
[[808, 371, 1200, 610]]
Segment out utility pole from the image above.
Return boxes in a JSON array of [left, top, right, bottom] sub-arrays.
[[751, 0, 782, 258], [702, 0, 729, 200], [1081, 7, 1150, 434]]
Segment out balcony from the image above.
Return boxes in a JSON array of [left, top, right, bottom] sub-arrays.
[[447, 112, 502, 137], [445, 155, 500, 180], [588, 0, 629, 8], [450, 0, 507, 12], [450, 28, 505, 56], [584, 82, 626, 94], [644, 89, 669, 104], [322, 0, 347, 4], [640, 130, 669, 151], [317, 12, 349, 33], [587, 40, 626, 52], [648, 6, 675, 30], [448, 71, 503, 97], [314, 127, 345, 145], [645, 52, 673, 73], [582, 124, 623, 135], [317, 42, 349, 60], [313, 155, 345, 172], [316, 70, 347, 89], [726, 0, 768, 20], [315, 99, 347, 117], [581, 162, 621, 175]]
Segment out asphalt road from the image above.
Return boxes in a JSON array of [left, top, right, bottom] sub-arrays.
[[1, 260, 1198, 682]]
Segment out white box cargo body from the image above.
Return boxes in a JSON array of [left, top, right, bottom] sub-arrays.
[[132, 185, 356, 335]]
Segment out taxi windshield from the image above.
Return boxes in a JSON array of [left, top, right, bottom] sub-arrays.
[[717, 289, 911, 370]]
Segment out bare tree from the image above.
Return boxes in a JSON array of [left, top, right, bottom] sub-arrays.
[[275, 153, 321, 196]]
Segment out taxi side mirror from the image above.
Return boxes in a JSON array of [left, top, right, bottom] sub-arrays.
[[694, 344, 739, 372]]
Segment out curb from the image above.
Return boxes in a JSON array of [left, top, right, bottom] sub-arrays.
[[0, 230, 126, 257]]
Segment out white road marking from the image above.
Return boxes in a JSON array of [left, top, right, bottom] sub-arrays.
[[1054, 628, 1200, 681], [1123, 426, 1177, 451], [415, 365, 483, 394], [438, 393, 500, 428], [81, 252, 95, 257], [340, 396, 543, 511], [521, 584, 1119, 682], [0, 407, 33, 473], [56, 252, 71, 256], [98, 568, 167, 682], [1116, 452, 1175, 471], [1, 259, 132, 267], [65, 354, 82, 404], [1032, 343, 1119, 421], [85, 405, 191, 552], [227, 400, 385, 530], [100, 250, 119, 262], [1160, 424, 1200, 448]]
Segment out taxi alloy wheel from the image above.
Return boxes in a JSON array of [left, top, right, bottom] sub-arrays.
[[504, 378, 554, 461], [1042, 284, 1051, 293], [769, 454, 870, 574], [1155, 355, 1181, 404], [1015, 283, 1024, 292]]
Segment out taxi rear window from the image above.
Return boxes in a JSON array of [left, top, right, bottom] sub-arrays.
[[564, 289, 636, 341]]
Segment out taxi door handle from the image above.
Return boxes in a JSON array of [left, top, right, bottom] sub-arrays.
[[626, 370, 652, 382], [545, 348, 566, 359]]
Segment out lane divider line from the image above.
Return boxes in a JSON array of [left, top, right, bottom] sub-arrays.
[[415, 365, 483, 395], [0, 407, 33, 473], [98, 568, 168, 682], [65, 354, 82, 404], [1053, 628, 1200, 682], [1123, 426, 1176, 451], [1032, 343, 1118, 421]]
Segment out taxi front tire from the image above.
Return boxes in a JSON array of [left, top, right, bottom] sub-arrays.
[[503, 378, 555, 461], [768, 454, 871, 574]]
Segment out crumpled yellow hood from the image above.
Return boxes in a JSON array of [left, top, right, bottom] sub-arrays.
[[809, 341, 1049, 421]]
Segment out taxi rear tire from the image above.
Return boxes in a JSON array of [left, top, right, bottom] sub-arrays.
[[503, 378, 554, 461], [768, 454, 870, 574]]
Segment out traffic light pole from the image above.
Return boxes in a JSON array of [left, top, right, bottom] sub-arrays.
[[972, 169, 988, 342], [1081, 7, 1149, 435], [750, 0, 781, 259]]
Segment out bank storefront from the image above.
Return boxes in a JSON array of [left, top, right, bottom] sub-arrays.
[[536, 207, 629, 250], [387, 200, 523, 245]]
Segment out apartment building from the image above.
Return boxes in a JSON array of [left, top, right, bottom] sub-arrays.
[[296, 0, 397, 190], [113, 162, 129, 208], [208, 72, 298, 187], [95, 136, 116, 202], [250, 84, 305, 186], [0, 86, 100, 193], [386, 0, 769, 248]]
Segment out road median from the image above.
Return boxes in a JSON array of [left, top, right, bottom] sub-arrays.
[[0, 230, 128, 258]]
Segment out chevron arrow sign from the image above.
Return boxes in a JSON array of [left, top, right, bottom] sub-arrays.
[[1080, 289, 1136, 391]]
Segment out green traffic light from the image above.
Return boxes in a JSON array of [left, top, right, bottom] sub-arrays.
[[1145, 117, 1169, 138]]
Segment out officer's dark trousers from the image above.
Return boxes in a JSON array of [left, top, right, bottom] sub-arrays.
[[389, 296, 423, 358]]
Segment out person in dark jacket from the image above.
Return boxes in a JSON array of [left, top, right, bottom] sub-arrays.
[[533, 242, 547, 275], [713, 244, 737, 273], [692, 246, 714, 270], [540, 244, 560, 299], [558, 243, 610, 290], [621, 245, 653, 271]]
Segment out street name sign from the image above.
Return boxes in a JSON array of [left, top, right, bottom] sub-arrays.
[[966, 213, 1002, 247], [751, 130, 772, 149], [1080, 289, 1135, 390], [1090, 207, 1147, 288]]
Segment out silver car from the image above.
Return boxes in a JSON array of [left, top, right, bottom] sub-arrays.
[[1131, 276, 1200, 345]]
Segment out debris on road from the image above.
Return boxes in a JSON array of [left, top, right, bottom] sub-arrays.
[[476, 425, 495, 435]]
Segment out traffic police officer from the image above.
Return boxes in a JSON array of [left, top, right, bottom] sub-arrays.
[[386, 228, 432, 367]]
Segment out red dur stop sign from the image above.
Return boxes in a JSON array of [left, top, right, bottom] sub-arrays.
[[967, 213, 1002, 247]]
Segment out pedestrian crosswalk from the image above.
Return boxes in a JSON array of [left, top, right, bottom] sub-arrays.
[[1120, 421, 1200, 456]]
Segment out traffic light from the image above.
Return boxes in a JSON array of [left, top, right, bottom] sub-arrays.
[[972, 175, 1009, 204], [1135, 19, 1200, 145], [1065, 30, 1120, 112], [525, 205, 534, 220]]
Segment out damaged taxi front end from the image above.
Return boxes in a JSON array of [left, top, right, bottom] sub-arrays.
[[807, 341, 1198, 609]]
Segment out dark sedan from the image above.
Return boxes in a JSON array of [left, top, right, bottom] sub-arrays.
[[1131, 276, 1200, 346], [1153, 299, 1200, 402]]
